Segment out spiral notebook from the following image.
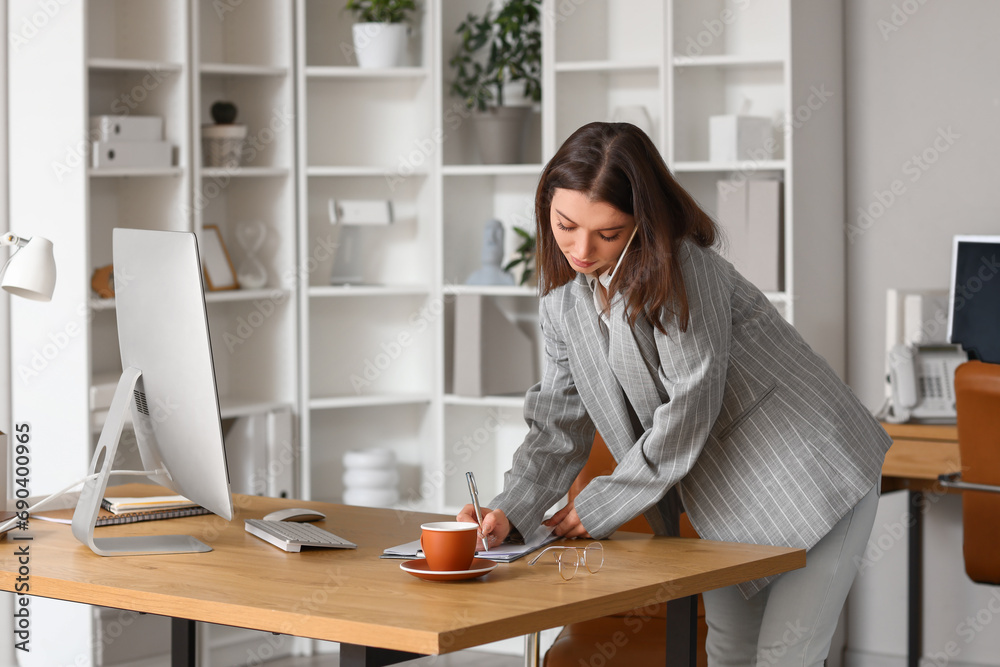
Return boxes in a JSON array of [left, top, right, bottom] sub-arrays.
[[32, 505, 210, 527]]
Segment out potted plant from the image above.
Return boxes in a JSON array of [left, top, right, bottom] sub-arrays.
[[503, 225, 536, 286], [345, 0, 417, 69], [449, 0, 542, 164]]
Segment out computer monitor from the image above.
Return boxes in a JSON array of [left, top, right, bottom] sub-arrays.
[[71, 228, 233, 556], [947, 235, 1000, 365]]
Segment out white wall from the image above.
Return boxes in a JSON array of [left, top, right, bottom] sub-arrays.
[[844, 1, 1000, 665]]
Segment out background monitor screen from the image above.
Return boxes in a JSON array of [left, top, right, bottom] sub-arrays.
[[948, 235, 1000, 364]]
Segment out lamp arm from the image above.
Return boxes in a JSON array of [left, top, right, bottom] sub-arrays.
[[0, 233, 28, 248]]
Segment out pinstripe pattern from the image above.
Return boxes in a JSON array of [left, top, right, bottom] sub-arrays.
[[491, 241, 891, 598]]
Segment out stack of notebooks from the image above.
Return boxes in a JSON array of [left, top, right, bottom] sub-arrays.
[[33, 489, 209, 527]]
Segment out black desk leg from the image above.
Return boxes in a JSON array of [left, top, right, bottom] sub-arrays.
[[171, 618, 196, 667], [908, 490, 923, 667], [340, 643, 425, 667], [665, 595, 698, 667]]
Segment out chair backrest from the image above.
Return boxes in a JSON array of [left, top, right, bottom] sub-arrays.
[[954, 360, 1000, 585], [569, 433, 699, 538]]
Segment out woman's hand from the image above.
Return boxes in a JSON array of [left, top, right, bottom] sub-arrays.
[[543, 500, 592, 539], [456, 505, 510, 548]]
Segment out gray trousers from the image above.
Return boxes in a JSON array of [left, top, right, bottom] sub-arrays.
[[702, 482, 880, 667]]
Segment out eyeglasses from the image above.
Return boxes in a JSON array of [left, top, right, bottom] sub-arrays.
[[527, 542, 604, 580]]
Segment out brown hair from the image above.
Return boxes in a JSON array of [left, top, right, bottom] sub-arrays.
[[535, 122, 717, 333]]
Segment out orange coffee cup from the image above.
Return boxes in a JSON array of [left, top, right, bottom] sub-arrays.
[[420, 521, 478, 571]]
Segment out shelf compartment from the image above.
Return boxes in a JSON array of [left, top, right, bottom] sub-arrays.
[[197, 0, 293, 71], [198, 75, 294, 170], [87, 0, 187, 63], [552, 0, 664, 65], [308, 403, 432, 505], [88, 178, 190, 268], [304, 0, 426, 69], [672, 64, 786, 163], [555, 69, 663, 151], [305, 175, 433, 288], [309, 394, 432, 410], [305, 77, 433, 168], [196, 178, 296, 288], [307, 294, 435, 398], [672, 0, 789, 61], [442, 174, 538, 287]]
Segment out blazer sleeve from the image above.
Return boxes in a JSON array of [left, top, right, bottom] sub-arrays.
[[489, 294, 597, 535], [573, 244, 733, 539]]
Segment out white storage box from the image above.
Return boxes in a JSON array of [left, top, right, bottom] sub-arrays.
[[709, 115, 773, 163], [92, 141, 172, 169], [90, 115, 163, 142]]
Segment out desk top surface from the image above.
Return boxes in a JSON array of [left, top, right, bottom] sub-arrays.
[[0, 491, 803, 655], [881, 422, 962, 488]]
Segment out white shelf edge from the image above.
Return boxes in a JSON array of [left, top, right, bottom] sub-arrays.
[[442, 285, 538, 297], [89, 298, 116, 311], [200, 63, 289, 77], [201, 166, 290, 178], [305, 66, 429, 79], [672, 55, 785, 68], [443, 394, 526, 409], [442, 164, 544, 177], [672, 160, 787, 173], [306, 166, 429, 178], [554, 60, 660, 73], [309, 394, 433, 410], [205, 288, 290, 304], [89, 167, 185, 178], [308, 285, 431, 297], [764, 291, 790, 303], [88, 57, 184, 72], [219, 398, 293, 420]]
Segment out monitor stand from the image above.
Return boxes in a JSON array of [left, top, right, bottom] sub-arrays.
[[71, 366, 212, 556]]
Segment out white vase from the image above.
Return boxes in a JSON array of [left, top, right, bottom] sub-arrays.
[[352, 22, 408, 69], [473, 106, 531, 165]]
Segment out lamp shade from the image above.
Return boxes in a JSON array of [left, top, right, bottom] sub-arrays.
[[3, 237, 56, 301]]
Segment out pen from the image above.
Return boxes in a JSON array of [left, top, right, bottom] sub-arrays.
[[466, 471, 489, 553]]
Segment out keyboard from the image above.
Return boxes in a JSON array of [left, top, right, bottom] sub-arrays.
[[244, 519, 357, 552]]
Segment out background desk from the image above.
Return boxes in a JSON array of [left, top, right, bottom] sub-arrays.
[[0, 492, 804, 667], [880, 422, 962, 667]]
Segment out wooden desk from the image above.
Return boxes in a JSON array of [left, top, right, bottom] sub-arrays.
[[880, 423, 962, 667], [0, 493, 804, 666]]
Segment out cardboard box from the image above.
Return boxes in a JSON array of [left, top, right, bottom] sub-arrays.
[[709, 115, 773, 163], [90, 116, 163, 142], [92, 141, 172, 169]]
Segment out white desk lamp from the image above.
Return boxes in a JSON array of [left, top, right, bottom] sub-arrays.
[[0, 232, 56, 301]]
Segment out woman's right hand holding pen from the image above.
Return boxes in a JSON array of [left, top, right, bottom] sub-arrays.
[[457, 504, 510, 548]]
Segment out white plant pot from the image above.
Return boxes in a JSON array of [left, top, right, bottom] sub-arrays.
[[472, 106, 531, 165], [352, 22, 408, 69]]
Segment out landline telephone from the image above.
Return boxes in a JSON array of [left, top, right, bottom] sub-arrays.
[[883, 343, 967, 424]]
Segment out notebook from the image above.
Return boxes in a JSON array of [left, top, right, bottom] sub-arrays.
[[381, 524, 560, 563]]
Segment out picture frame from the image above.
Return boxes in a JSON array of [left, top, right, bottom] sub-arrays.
[[201, 225, 239, 291]]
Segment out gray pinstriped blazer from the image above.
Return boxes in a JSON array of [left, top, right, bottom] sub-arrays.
[[490, 241, 891, 597]]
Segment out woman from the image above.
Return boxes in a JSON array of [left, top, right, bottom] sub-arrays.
[[458, 122, 891, 666]]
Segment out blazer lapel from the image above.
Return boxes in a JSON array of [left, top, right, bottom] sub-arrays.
[[608, 295, 667, 430], [564, 278, 636, 460]]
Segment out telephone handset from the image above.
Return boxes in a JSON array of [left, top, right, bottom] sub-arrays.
[[884, 343, 967, 424]]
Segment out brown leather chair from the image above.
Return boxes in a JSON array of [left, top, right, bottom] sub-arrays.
[[952, 360, 1000, 585], [543, 433, 708, 667]]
